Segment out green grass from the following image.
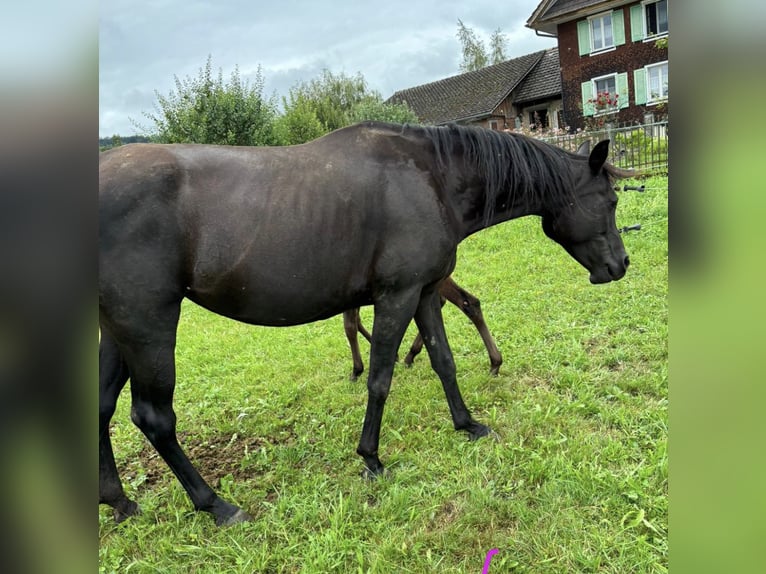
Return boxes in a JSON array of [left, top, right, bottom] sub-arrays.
[[99, 176, 667, 573]]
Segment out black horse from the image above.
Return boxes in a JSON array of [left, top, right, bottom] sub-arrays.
[[99, 122, 630, 526], [343, 275, 503, 380]]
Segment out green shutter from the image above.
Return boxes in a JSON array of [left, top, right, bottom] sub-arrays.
[[630, 5, 644, 42], [617, 73, 629, 108], [634, 69, 647, 105], [578, 20, 591, 55], [582, 81, 595, 116], [612, 9, 625, 46]]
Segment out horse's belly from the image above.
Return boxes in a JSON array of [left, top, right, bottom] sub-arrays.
[[186, 266, 371, 327]]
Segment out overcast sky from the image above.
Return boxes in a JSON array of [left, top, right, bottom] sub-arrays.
[[99, 0, 555, 137]]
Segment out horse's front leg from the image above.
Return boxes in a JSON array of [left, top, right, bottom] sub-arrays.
[[413, 287, 492, 440], [356, 288, 421, 477]]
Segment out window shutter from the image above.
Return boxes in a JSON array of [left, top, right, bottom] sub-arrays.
[[612, 9, 625, 46], [634, 69, 647, 105], [581, 81, 595, 116], [617, 73, 629, 108], [630, 4, 644, 42], [578, 20, 591, 55]]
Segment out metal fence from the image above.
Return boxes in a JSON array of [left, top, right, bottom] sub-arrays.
[[538, 121, 668, 173]]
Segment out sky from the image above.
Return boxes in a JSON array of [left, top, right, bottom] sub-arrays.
[[99, 0, 555, 137]]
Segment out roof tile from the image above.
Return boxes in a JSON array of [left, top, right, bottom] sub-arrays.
[[386, 51, 546, 124]]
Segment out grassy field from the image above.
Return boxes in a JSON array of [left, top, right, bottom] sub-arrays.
[[99, 175, 667, 573]]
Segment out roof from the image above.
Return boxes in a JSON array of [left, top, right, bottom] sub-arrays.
[[386, 50, 546, 125], [514, 48, 561, 104], [527, 0, 633, 35]]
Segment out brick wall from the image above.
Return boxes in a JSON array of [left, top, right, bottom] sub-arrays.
[[558, 4, 668, 131]]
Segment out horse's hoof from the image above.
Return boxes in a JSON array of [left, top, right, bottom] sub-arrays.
[[489, 366, 501, 376], [113, 500, 140, 524], [360, 465, 388, 480], [466, 423, 493, 441], [216, 508, 253, 527]]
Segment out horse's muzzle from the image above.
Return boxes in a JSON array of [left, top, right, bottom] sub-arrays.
[[590, 255, 629, 284]]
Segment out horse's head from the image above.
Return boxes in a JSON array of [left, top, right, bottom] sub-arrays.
[[541, 140, 629, 284]]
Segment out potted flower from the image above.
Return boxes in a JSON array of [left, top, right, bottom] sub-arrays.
[[589, 91, 619, 113]]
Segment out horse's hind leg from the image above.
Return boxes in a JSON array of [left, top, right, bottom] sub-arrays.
[[106, 300, 250, 526], [124, 323, 251, 526], [343, 309, 365, 381], [440, 277, 503, 375], [99, 330, 138, 522], [413, 287, 491, 440]]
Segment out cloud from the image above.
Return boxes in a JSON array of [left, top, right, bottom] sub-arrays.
[[99, 0, 555, 136]]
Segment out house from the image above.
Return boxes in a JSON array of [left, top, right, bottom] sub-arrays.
[[526, 0, 668, 130], [386, 48, 563, 132]]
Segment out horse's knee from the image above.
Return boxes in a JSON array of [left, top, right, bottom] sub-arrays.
[[366, 376, 391, 402], [130, 402, 176, 443]]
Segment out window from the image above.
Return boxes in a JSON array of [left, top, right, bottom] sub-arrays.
[[594, 77, 617, 101], [581, 73, 628, 116], [631, 0, 668, 41], [644, 0, 668, 37], [646, 62, 668, 102], [634, 61, 668, 105], [578, 10, 625, 56], [590, 12, 614, 52]]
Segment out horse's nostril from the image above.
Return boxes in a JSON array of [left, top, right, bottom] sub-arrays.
[[624, 255, 630, 268]]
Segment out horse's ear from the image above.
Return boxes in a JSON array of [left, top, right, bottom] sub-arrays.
[[589, 139, 610, 174], [576, 140, 590, 156]]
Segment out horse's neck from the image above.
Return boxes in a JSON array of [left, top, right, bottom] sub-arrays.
[[457, 183, 543, 239]]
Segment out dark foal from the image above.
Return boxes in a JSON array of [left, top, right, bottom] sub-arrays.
[[343, 275, 502, 380]]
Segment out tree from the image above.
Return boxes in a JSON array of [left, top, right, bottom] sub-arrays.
[[272, 94, 325, 146], [348, 99, 419, 125], [136, 55, 279, 146], [489, 28, 508, 65], [277, 69, 418, 143], [285, 70, 376, 133], [457, 20, 508, 72]]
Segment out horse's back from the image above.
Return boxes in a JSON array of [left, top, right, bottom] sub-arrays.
[[99, 131, 457, 328]]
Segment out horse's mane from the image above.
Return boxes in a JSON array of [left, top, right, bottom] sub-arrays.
[[358, 121, 632, 224], [406, 123, 586, 223]]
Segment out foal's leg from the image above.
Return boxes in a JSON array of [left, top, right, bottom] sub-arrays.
[[99, 330, 137, 522], [413, 287, 491, 440], [343, 309, 365, 381], [439, 278, 503, 375], [357, 288, 421, 477], [118, 303, 251, 526], [356, 313, 372, 344]]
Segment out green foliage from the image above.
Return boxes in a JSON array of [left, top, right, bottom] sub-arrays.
[[613, 127, 669, 172], [137, 55, 279, 146], [272, 94, 325, 146], [274, 69, 419, 144], [489, 28, 509, 65], [100, 178, 667, 573], [457, 20, 508, 72], [348, 98, 419, 125], [286, 69, 375, 133]]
